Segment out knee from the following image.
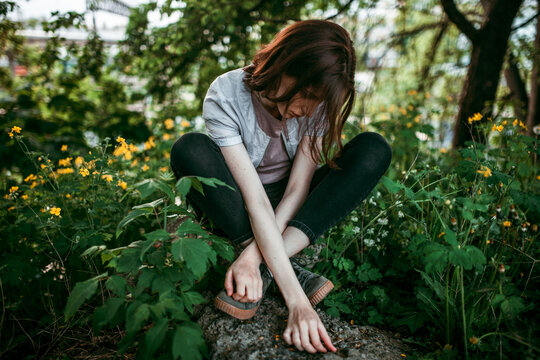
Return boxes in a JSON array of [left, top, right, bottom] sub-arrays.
[[170, 132, 215, 164], [348, 131, 392, 175]]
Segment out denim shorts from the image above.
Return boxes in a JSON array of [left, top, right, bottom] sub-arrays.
[[170, 131, 392, 246]]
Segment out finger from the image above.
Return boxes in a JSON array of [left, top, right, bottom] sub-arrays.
[[318, 323, 337, 352], [247, 278, 255, 302], [309, 321, 327, 353], [292, 328, 304, 352], [225, 269, 233, 296], [237, 282, 246, 297], [283, 328, 292, 345], [300, 322, 316, 353], [257, 278, 262, 301]]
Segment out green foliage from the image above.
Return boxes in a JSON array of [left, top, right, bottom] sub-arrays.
[[315, 107, 540, 359]]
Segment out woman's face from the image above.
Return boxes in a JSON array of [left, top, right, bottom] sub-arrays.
[[272, 74, 322, 120]]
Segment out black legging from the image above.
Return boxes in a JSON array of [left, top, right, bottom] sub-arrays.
[[169, 131, 392, 246]]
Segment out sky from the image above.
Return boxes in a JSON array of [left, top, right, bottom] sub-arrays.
[[12, 0, 180, 30]]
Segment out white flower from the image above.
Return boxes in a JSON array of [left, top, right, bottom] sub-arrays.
[[352, 226, 361, 234], [365, 238, 375, 247], [381, 230, 389, 238], [366, 228, 375, 235], [377, 218, 389, 226], [350, 216, 358, 222], [398, 211, 404, 218], [369, 197, 377, 206], [376, 191, 381, 198]]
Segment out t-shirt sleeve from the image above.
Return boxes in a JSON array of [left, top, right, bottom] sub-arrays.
[[202, 79, 243, 147]]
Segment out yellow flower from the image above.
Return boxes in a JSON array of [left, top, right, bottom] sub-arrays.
[[24, 174, 37, 183], [476, 165, 492, 178], [61, 145, 68, 152], [80, 168, 90, 177], [8, 206, 15, 211], [414, 114, 421, 123], [21, 194, 28, 200], [468, 112, 483, 124], [131, 159, 138, 167], [58, 157, 72, 167], [350, 319, 354, 325], [144, 156, 150, 162], [30, 181, 38, 189], [40, 164, 47, 169], [181, 120, 191, 128], [164, 118, 175, 129], [341, 134, 346, 139], [537, 175, 540, 180], [50, 207, 61, 216], [162, 133, 171, 141], [159, 166, 168, 172], [437, 232, 445, 238], [446, 95, 453, 102], [406, 122, 413, 128], [116, 136, 126, 144], [425, 92, 430, 99], [11, 126, 21, 134], [74, 156, 84, 167], [9, 186, 19, 193], [66, 194, 71, 198], [492, 124, 504, 132], [144, 136, 156, 150], [440, 148, 447, 153], [407, 105, 414, 111], [519, 120, 527, 130], [101, 174, 113, 182], [399, 107, 407, 115], [503, 221, 511, 227], [118, 180, 127, 190], [163, 152, 170, 159], [389, 104, 396, 112], [92, 170, 99, 175], [142, 164, 150, 172], [107, 158, 113, 165], [408, 90, 417, 96], [469, 337, 479, 345], [57, 168, 74, 175]]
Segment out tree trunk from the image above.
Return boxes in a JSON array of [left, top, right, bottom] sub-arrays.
[[441, 0, 524, 148], [526, 5, 540, 137], [504, 51, 529, 124]]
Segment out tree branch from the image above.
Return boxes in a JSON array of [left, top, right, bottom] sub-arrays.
[[440, 0, 480, 44], [511, 9, 540, 31], [325, 0, 355, 20]]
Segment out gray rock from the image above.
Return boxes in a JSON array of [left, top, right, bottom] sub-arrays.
[[169, 215, 410, 359]]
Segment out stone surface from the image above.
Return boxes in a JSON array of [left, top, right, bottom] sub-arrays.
[[169, 215, 411, 359], [193, 288, 410, 359]]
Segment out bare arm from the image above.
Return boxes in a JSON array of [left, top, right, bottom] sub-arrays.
[[240, 135, 323, 263], [219, 141, 311, 306]]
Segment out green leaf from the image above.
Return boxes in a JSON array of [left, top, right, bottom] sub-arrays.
[[117, 248, 142, 274], [175, 218, 208, 237], [195, 176, 235, 191], [139, 318, 169, 359], [132, 198, 164, 210], [176, 177, 192, 198], [106, 275, 126, 298], [116, 208, 151, 238], [126, 302, 150, 337], [171, 237, 212, 278], [210, 236, 234, 262], [93, 297, 125, 334], [64, 272, 108, 321], [381, 176, 402, 194], [449, 248, 472, 270], [172, 322, 205, 360], [182, 291, 207, 313]]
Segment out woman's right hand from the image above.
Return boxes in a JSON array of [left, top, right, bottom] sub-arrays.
[[283, 300, 337, 353], [224, 252, 263, 303]]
